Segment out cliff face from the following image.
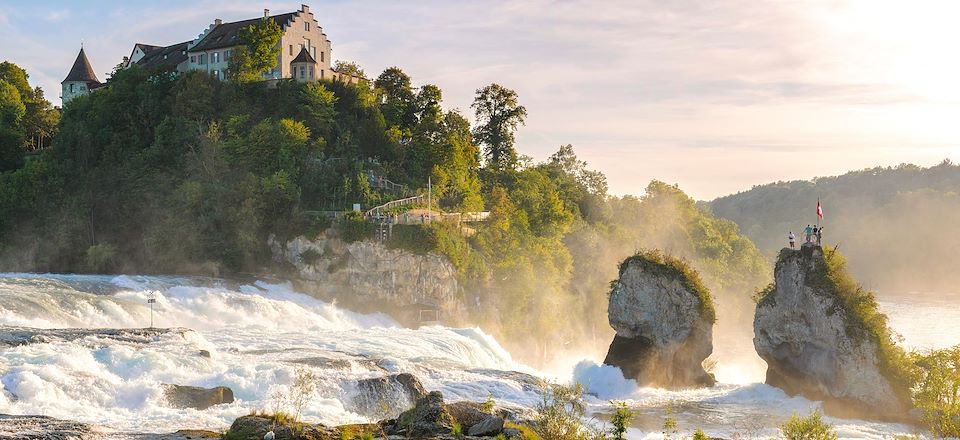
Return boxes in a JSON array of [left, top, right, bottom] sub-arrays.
[[604, 254, 715, 388], [753, 243, 909, 420], [271, 233, 465, 326]]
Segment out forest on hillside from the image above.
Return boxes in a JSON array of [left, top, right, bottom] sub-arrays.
[[708, 161, 960, 294], [0, 18, 769, 363]]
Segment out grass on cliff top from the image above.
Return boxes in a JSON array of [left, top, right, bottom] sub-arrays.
[[613, 249, 716, 323]]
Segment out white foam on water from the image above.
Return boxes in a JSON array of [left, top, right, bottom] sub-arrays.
[[0, 274, 945, 438]]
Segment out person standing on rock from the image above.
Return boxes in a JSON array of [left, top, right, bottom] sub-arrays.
[[816, 226, 823, 245], [804, 224, 813, 243], [788, 231, 796, 248]]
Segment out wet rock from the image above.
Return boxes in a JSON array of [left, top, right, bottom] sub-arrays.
[[225, 415, 339, 440], [163, 385, 234, 410], [467, 415, 504, 437], [0, 414, 95, 439], [391, 391, 454, 437], [0, 326, 190, 348], [446, 401, 489, 430], [604, 253, 716, 388], [754, 243, 911, 420], [347, 373, 427, 418]]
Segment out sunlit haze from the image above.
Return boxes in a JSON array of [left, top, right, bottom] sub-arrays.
[[2, 0, 958, 198]]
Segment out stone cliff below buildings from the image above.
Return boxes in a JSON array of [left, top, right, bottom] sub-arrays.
[[271, 232, 465, 327]]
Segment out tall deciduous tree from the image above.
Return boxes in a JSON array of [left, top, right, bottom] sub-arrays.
[[374, 67, 415, 131], [471, 83, 527, 171], [228, 18, 284, 82], [333, 61, 365, 79], [0, 79, 25, 171]]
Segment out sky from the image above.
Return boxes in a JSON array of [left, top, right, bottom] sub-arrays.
[[1, 0, 958, 200]]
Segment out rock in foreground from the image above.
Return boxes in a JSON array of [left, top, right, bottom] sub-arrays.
[[753, 243, 911, 420], [163, 384, 234, 410], [224, 390, 509, 439], [604, 251, 716, 388], [349, 373, 427, 418]]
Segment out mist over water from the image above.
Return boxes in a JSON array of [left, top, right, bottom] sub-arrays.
[[0, 273, 951, 438]]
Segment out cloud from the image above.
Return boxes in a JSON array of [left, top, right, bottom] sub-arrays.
[[2, 0, 958, 199]]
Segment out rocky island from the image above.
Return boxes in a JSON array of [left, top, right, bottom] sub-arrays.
[[604, 250, 716, 388], [753, 243, 914, 421]]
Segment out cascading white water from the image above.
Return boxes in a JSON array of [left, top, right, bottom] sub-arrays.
[[0, 273, 952, 438], [0, 274, 541, 434]]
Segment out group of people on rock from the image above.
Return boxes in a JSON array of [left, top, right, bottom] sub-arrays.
[[787, 225, 822, 248]]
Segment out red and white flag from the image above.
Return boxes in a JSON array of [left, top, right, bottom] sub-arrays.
[[816, 198, 824, 219]]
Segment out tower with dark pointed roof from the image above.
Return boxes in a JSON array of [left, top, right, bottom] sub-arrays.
[[290, 46, 317, 83], [61, 47, 102, 104]]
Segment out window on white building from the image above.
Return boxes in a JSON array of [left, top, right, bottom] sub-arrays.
[[212, 70, 219, 79], [199, 54, 207, 64], [69, 83, 74, 92], [309, 66, 314, 79], [190, 55, 196, 63], [224, 50, 231, 60], [300, 66, 305, 79], [212, 52, 220, 63]]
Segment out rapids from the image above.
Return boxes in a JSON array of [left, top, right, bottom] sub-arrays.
[[0, 274, 951, 438]]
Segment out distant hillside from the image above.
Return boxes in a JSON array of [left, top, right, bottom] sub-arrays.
[[707, 160, 960, 293]]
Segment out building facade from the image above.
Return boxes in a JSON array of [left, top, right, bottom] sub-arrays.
[[124, 4, 359, 83]]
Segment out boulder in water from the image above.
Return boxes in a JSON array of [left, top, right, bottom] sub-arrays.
[[349, 373, 427, 418], [604, 251, 716, 388], [753, 243, 912, 420], [163, 384, 234, 410], [390, 391, 455, 437]]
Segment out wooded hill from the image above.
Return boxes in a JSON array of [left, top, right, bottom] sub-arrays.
[[708, 161, 960, 294]]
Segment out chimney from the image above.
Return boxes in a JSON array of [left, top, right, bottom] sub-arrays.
[[264, 8, 270, 18], [301, 4, 310, 13], [214, 18, 222, 25]]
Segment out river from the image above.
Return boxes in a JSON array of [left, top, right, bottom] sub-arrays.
[[0, 273, 951, 438]]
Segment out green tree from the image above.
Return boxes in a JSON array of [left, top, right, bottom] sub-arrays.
[[374, 67, 415, 131], [333, 60, 365, 79], [0, 62, 33, 101], [298, 82, 338, 140], [228, 17, 284, 82], [0, 79, 26, 171], [609, 401, 635, 440], [21, 87, 59, 150], [472, 83, 527, 171], [913, 346, 960, 437]]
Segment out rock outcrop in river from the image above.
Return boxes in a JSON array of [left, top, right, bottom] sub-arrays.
[[753, 243, 911, 420], [604, 251, 716, 388], [225, 390, 510, 439], [271, 232, 464, 326]]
